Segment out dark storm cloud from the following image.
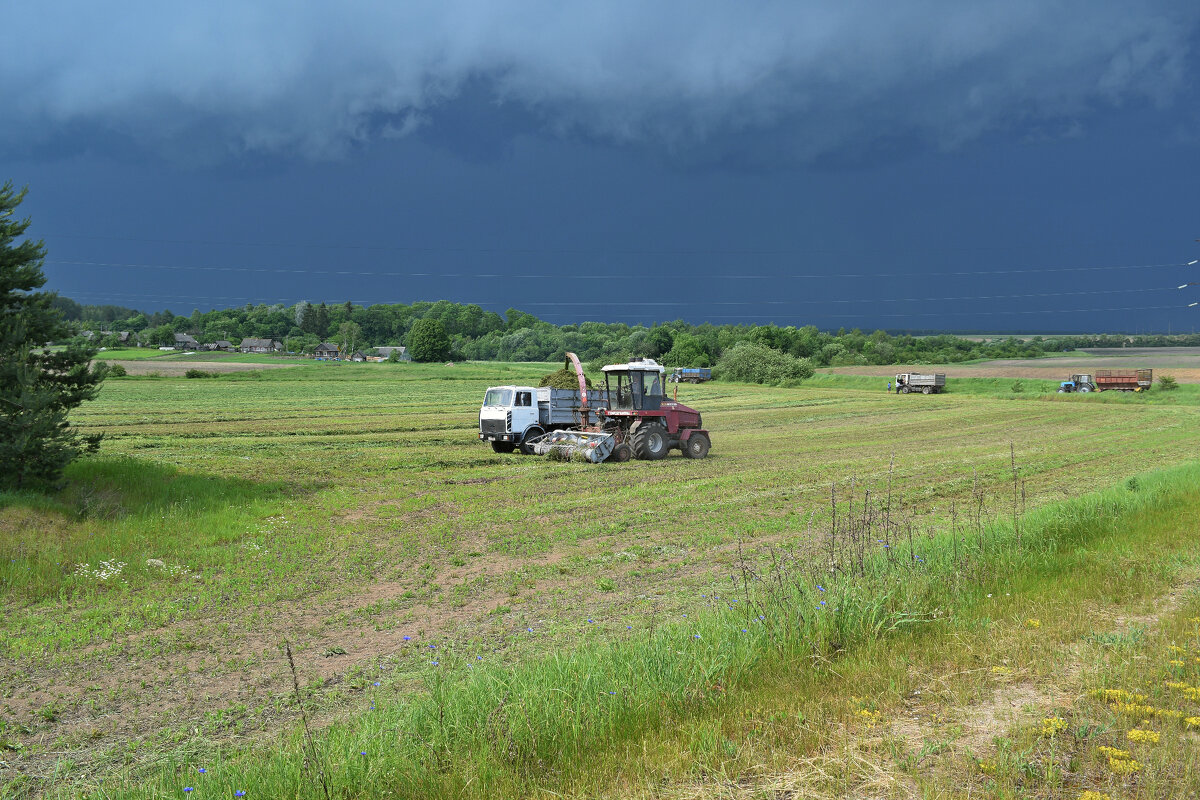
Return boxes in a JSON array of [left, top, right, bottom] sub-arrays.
[[4, 1, 1197, 164]]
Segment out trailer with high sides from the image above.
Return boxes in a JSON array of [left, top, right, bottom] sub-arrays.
[[894, 373, 946, 394], [1093, 369, 1152, 392]]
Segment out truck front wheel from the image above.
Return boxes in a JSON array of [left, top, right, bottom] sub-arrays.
[[491, 441, 516, 454], [519, 427, 545, 455]]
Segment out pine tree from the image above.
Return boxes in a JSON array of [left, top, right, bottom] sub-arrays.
[[0, 182, 105, 490]]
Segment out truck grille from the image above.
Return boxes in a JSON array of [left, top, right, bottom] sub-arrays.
[[481, 417, 508, 436]]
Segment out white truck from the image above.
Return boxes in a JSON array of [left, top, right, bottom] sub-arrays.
[[894, 373, 946, 394], [478, 386, 607, 454]]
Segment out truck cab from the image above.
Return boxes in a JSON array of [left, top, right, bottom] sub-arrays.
[[479, 385, 540, 453]]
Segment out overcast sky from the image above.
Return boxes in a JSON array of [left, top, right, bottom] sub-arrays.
[[6, 1, 1200, 332]]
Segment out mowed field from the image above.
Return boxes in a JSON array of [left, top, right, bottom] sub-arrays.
[[4, 360, 1200, 793], [828, 346, 1200, 383]]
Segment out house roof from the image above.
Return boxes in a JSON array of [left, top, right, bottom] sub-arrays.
[[375, 346, 406, 356], [315, 342, 339, 351], [240, 338, 278, 348], [174, 333, 199, 344]]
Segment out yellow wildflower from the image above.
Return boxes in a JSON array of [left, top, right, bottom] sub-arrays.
[[1169, 644, 1188, 654], [1026, 618, 1041, 628], [1079, 792, 1112, 800], [855, 708, 882, 728], [1091, 688, 1147, 704], [1169, 659, 1186, 667], [978, 759, 996, 775], [1097, 746, 1131, 759], [1127, 728, 1160, 744], [1185, 717, 1200, 730], [1107, 757, 1141, 774], [1164, 680, 1190, 690], [1040, 717, 1068, 737], [991, 665, 1011, 675]]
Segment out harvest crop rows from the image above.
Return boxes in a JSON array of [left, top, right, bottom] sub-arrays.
[[3, 359, 1200, 793]]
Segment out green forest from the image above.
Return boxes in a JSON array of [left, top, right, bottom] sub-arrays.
[[54, 295, 1200, 366]]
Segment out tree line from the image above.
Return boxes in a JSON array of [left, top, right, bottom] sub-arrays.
[[54, 294, 1200, 366]]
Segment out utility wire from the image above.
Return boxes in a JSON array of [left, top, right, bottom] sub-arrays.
[[44, 258, 1190, 281]]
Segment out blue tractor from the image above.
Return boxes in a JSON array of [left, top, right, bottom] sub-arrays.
[[1057, 373, 1095, 393]]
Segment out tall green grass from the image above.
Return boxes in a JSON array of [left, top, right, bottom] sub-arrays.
[[101, 460, 1200, 800]]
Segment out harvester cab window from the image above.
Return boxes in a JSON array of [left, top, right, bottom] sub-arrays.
[[515, 391, 532, 407]]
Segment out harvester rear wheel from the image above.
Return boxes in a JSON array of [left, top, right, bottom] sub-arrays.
[[632, 421, 669, 460], [491, 441, 516, 454], [682, 433, 710, 459]]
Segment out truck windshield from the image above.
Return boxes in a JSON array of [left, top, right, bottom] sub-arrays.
[[483, 388, 512, 407]]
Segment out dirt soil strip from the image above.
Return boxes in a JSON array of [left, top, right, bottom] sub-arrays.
[[107, 360, 301, 376]]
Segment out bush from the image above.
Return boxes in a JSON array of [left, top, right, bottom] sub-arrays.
[[1158, 375, 1179, 391], [1010, 380, 1024, 393], [107, 364, 127, 377], [184, 369, 219, 379], [713, 342, 815, 385]]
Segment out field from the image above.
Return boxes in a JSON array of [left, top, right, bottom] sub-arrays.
[[829, 346, 1200, 383], [4, 360, 1200, 797]]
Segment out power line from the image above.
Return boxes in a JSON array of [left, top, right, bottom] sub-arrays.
[[44, 258, 1189, 281], [37, 231, 1169, 257]]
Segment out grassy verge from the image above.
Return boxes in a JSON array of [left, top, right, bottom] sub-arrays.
[[63, 460, 1200, 799]]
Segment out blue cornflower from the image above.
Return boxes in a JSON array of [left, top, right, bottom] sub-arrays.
[[609, 691, 615, 695], [820, 600, 827, 606], [700, 594, 706, 598], [587, 618, 593, 623], [682, 614, 687, 618], [527, 627, 534, 633], [428, 644, 436, 649], [694, 634, 701, 639], [184, 789, 193, 793], [626, 625, 632, 630], [817, 585, 825, 592], [361, 752, 367, 756], [741, 629, 748, 633], [197, 768, 206, 774], [402, 636, 411, 641], [373, 681, 380, 686], [477, 655, 483, 660], [235, 792, 246, 797], [431, 660, 439, 666]]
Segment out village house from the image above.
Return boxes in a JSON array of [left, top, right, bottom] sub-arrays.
[[205, 340, 235, 352], [349, 350, 367, 362], [239, 338, 282, 354], [314, 342, 340, 358], [174, 333, 200, 349], [374, 346, 410, 362]]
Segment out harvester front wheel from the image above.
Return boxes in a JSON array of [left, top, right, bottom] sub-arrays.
[[682, 433, 710, 459], [609, 443, 633, 463], [491, 441, 516, 454], [632, 421, 669, 460]]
